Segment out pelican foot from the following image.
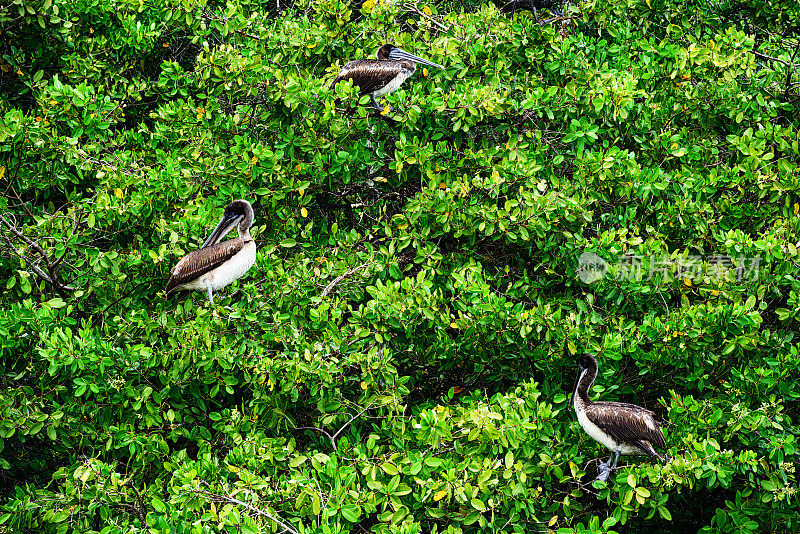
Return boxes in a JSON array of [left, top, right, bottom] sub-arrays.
[[596, 466, 610, 482]]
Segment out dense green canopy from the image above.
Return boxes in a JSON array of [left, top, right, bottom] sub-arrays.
[[1, 0, 799, 532]]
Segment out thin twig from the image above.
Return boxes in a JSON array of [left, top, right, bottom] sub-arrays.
[[293, 405, 373, 454], [0, 213, 74, 295], [193, 487, 298, 534], [319, 261, 374, 298], [401, 3, 450, 32], [750, 49, 794, 68], [129, 485, 151, 530]]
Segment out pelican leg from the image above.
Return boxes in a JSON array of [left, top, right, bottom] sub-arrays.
[[206, 285, 214, 305], [610, 451, 621, 470], [370, 94, 381, 110], [595, 455, 610, 482], [596, 465, 610, 482], [596, 452, 621, 482]]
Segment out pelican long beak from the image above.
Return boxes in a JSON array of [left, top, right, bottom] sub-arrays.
[[389, 48, 444, 69], [201, 213, 243, 249]]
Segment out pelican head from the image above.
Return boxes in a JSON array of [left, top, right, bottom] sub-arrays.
[[375, 44, 444, 69], [572, 352, 598, 408], [201, 199, 254, 248], [577, 352, 597, 374]]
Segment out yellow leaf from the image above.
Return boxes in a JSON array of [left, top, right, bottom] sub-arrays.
[[298, 188, 305, 196], [548, 516, 558, 527], [794, 202, 799, 216], [439, 182, 447, 189], [49, 100, 57, 105], [450, 322, 457, 328], [307, 42, 316, 49], [301, 207, 308, 218], [711, 289, 719, 296], [251, 156, 258, 164], [0, 166, 5, 180], [646, 0, 651, 8], [360, 381, 367, 390], [16, 69, 22, 76], [90, 28, 94, 34], [433, 489, 447, 501], [684, 278, 692, 287], [296, 163, 302, 172], [211, 502, 217, 515], [423, 5, 432, 16], [362, 0, 374, 10], [380, 105, 390, 116], [398, 223, 408, 230], [423, 67, 429, 77], [114, 188, 123, 199], [163, 42, 169, 47]]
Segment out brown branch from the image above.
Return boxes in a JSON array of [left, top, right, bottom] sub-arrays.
[[0, 213, 74, 296], [292, 405, 373, 454], [401, 3, 450, 32], [129, 484, 151, 530], [191, 486, 298, 534], [750, 49, 794, 68], [319, 261, 374, 298]]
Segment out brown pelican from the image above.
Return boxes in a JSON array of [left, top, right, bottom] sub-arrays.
[[165, 199, 256, 305], [330, 44, 443, 110], [573, 353, 667, 482]]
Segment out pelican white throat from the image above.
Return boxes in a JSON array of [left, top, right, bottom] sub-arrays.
[[166, 199, 257, 305]]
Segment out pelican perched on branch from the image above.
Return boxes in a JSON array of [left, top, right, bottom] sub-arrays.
[[166, 199, 256, 305], [331, 44, 443, 110], [573, 353, 667, 481]]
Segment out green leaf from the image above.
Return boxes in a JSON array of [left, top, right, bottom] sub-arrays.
[[340, 505, 361, 522], [470, 498, 486, 512]]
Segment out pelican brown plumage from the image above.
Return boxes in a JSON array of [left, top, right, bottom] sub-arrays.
[[165, 199, 256, 305], [573, 353, 667, 481], [330, 44, 443, 110]]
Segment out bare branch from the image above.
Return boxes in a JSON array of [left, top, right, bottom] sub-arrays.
[[191, 487, 299, 534], [0, 213, 75, 295], [129, 484, 151, 530], [401, 3, 450, 32], [750, 49, 795, 68], [331, 405, 371, 444], [319, 261, 374, 298], [291, 405, 373, 454]]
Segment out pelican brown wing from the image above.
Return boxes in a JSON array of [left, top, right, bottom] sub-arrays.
[[587, 401, 667, 456], [166, 238, 244, 295], [331, 60, 403, 95]]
